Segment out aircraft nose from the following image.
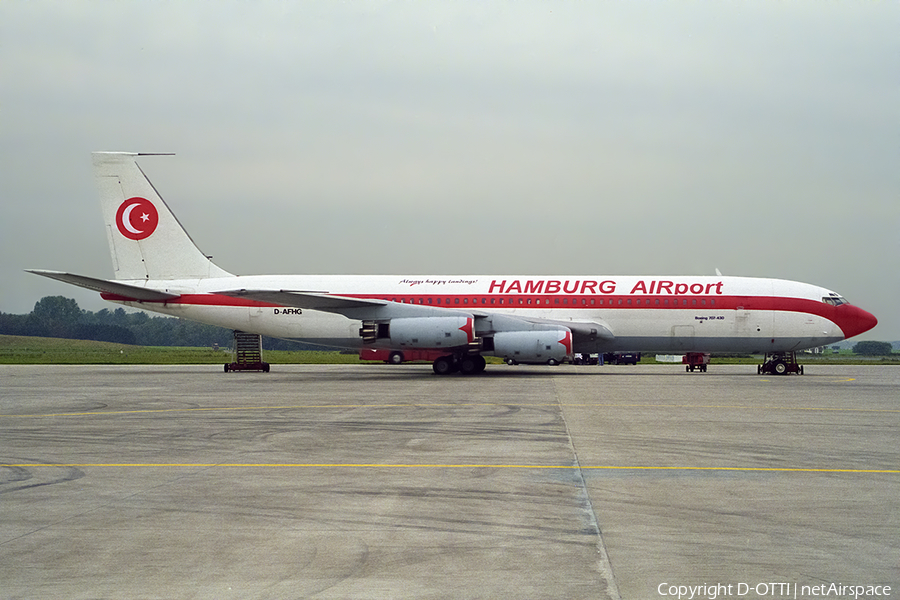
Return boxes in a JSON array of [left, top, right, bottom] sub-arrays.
[[835, 304, 878, 339]]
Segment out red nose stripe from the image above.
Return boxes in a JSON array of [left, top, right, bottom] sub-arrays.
[[835, 305, 878, 339]]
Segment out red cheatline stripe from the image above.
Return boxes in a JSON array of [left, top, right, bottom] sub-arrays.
[[100, 292, 839, 322]]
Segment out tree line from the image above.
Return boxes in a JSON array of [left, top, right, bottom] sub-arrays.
[[0, 296, 314, 350]]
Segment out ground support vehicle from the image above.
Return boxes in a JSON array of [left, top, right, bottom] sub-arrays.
[[359, 348, 446, 365], [603, 352, 641, 365], [225, 331, 270, 372], [435, 354, 487, 375], [571, 353, 600, 365], [758, 352, 804, 375], [683, 352, 711, 372]]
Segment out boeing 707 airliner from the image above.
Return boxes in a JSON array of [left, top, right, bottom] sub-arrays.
[[28, 153, 878, 375]]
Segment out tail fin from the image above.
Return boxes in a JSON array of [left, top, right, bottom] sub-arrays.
[[93, 152, 233, 281]]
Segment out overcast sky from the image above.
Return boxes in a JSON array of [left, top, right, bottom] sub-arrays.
[[1, 2, 897, 340]]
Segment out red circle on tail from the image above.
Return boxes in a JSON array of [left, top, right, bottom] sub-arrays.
[[116, 197, 159, 240]]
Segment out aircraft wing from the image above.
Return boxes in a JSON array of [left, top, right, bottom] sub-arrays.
[[526, 317, 615, 341], [215, 289, 476, 320], [218, 289, 388, 311], [476, 312, 615, 341], [217, 289, 614, 340], [26, 270, 181, 302]]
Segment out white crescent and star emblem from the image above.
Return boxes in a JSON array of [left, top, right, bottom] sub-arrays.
[[116, 197, 159, 240]]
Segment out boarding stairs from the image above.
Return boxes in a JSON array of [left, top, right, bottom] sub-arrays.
[[224, 331, 270, 372]]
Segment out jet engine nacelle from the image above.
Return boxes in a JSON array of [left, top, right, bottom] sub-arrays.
[[388, 316, 474, 349], [492, 329, 573, 364]]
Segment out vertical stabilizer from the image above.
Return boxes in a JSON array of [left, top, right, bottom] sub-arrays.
[[93, 152, 233, 281]]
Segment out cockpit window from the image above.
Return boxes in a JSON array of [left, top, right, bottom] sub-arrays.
[[822, 295, 848, 306]]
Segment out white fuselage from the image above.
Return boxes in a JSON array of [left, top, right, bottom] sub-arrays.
[[104, 274, 852, 354]]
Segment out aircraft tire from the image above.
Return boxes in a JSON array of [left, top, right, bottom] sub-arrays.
[[433, 356, 455, 375], [459, 356, 479, 375]]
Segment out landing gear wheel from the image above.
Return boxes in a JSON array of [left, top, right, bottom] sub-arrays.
[[433, 355, 456, 375], [459, 356, 480, 375], [224, 364, 230, 372], [474, 355, 486, 373], [388, 351, 404, 365], [547, 358, 559, 366]]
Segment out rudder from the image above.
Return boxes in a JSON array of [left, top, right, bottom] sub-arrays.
[[93, 152, 233, 281]]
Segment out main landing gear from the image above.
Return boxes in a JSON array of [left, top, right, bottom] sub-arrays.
[[432, 354, 486, 376], [758, 352, 804, 375]]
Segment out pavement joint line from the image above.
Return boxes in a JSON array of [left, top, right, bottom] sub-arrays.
[[3, 463, 898, 473], [554, 379, 622, 600], [3, 402, 900, 418]]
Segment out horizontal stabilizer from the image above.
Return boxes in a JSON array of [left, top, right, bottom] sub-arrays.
[[26, 270, 181, 302]]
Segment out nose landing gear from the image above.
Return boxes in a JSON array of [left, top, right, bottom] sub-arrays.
[[758, 352, 804, 375]]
